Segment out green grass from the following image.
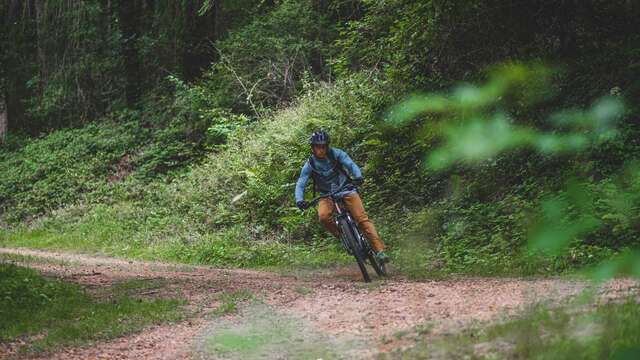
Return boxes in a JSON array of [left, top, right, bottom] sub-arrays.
[[0, 263, 185, 354], [201, 304, 340, 360], [0, 218, 351, 271], [403, 298, 640, 359], [0, 252, 71, 266], [213, 289, 256, 316]]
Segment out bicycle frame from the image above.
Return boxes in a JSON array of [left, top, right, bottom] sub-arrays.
[[333, 198, 358, 255], [314, 186, 370, 257], [307, 182, 385, 282]]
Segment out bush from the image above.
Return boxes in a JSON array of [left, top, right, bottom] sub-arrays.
[[0, 122, 142, 223]]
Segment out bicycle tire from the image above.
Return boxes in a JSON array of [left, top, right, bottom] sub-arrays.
[[351, 223, 386, 277], [338, 219, 371, 282], [367, 251, 387, 277]]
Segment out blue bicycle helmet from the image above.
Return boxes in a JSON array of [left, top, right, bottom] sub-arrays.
[[309, 130, 330, 145]]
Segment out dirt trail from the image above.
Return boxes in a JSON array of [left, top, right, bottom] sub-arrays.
[[1, 247, 637, 359]]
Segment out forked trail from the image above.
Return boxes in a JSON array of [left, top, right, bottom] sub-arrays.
[[1, 247, 637, 359]]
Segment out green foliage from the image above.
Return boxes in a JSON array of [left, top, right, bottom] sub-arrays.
[[0, 77, 252, 222], [0, 263, 183, 353], [337, 0, 639, 97], [0, 122, 142, 223], [529, 167, 640, 258], [132, 77, 250, 179], [9, 1, 124, 129], [1, 74, 385, 268], [388, 63, 639, 278], [389, 64, 624, 171], [1, 0, 263, 135], [209, 0, 336, 113]]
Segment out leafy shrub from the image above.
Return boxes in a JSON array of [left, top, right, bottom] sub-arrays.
[[0, 122, 142, 223], [132, 76, 250, 180]]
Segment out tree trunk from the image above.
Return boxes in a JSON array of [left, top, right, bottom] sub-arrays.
[[0, 93, 7, 144], [183, 0, 196, 81], [117, 0, 142, 107], [34, 0, 46, 81]]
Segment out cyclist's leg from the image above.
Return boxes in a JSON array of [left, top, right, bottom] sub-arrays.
[[318, 198, 340, 238], [343, 193, 385, 252]]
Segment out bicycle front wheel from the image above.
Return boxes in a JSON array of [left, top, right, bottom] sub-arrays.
[[338, 219, 370, 282], [367, 251, 387, 277]]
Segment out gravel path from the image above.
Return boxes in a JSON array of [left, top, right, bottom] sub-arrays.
[[1, 247, 636, 359]]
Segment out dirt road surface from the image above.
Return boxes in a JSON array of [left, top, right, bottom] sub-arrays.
[[1, 247, 637, 359]]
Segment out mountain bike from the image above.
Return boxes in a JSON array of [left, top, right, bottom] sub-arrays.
[[308, 183, 387, 282]]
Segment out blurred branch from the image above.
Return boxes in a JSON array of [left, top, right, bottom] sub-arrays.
[[215, 47, 262, 118]]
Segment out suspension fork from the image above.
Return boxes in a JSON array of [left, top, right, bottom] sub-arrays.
[[333, 198, 343, 214], [331, 200, 353, 254]]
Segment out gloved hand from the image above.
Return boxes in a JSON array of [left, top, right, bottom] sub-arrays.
[[352, 177, 365, 186], [296, 200, 310, 210]]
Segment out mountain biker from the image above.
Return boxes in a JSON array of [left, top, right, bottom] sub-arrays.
[[295, 130, 390, 263]]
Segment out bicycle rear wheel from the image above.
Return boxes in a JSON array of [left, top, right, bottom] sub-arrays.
[[338, 219, 370, 282]]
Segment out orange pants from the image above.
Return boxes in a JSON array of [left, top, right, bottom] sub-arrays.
[[318, 192, 385, 252]]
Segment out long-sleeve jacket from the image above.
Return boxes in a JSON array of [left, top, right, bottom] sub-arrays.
[[295, 148, 362, 202]]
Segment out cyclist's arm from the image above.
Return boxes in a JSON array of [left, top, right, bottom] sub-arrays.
[[334, 148, 362, 178], [294, 162, 312, 202]]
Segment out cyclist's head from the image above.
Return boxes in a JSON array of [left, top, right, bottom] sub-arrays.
[[309, 129, 330, 146], [309, 130, 329, 158]]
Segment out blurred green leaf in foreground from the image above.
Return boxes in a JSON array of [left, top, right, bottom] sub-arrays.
[[388, 62, 637, 280]]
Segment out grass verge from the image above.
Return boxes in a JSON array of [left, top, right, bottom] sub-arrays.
[[0, 263, 184, 355], [402, 297, 640, 359], [0, 252, 71, 266], [0, 223, 351, 271]]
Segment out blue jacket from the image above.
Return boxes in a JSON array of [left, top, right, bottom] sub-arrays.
[[295, 148, 362, 202]]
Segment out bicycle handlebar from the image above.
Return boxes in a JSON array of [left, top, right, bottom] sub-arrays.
[[308, 182, 357, 206]]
